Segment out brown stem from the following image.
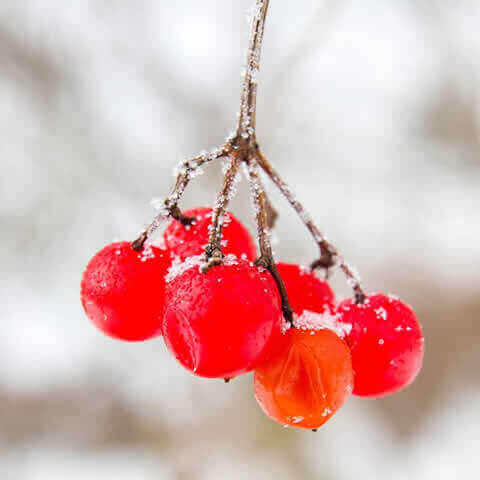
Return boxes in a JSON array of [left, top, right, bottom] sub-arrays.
[[131, 145, 230, 251], [237, 0, 270, 142], [246, 158, 293, 325], [168, 205, 195, 226], [132, 0, 366, 307], [201, 1, 272, 267], [132, 1, 366, 307], [204, 154, 241, 265], [264, 194, 278, 229], [256, 150, 366, 303]]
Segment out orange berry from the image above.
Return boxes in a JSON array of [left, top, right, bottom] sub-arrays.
[[254, 328, 353, 429]]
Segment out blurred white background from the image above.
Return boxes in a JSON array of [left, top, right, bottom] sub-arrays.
[[1, 1, 479, 478]]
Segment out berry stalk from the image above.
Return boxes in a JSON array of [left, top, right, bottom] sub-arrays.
[[238, 0, 270, 139], [204, 0, 272, 265], [134, 0, 366, 306], [203, 154, 241, 266], [246, 158, 293, 325], [131, 145, 231, 251], [256, 150, 366, 303]]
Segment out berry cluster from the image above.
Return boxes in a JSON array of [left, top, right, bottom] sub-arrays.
[[81, 207, 424, 430], [81, 0, 425, 431]]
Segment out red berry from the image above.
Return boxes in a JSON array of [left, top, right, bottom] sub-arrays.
[[81, 241, 170, 341], [254, 328, 353, 430], [337, 293, 424, 397], [162, 255, 283, 378], [277, 262, 334, 315], [163, 207, 256, 261]]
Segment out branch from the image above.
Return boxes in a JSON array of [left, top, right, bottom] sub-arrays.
[[256, 150, 366, 303], [133, 0, 367, 306], [264, 193, 278, 229], [237, 0, 270, 140], [203, 154, 241, 266], [203, 0, 273, 265], [134, 1, 273, 254], [131, 145, 230, 251], [246, 158, 293, 325]]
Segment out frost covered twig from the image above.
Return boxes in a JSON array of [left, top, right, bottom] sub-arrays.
[[134, 0, 366, 315], [203, 0, 272, 264], [238, 0, 270, 141], [131, 145, 231, 251], [264, 194, 278, 229], [256, 150, 366, 303], [133, 1, 272, 254], [246, 158, 293, 325], [203, 154, 241, 267]]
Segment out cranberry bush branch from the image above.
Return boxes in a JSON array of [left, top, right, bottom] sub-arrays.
[[132, 0, 365, 305], [203, 0, 271, 262], [132, 145, 231, 250], [256, 150, 366, 303], [132, 0, 272, 253]]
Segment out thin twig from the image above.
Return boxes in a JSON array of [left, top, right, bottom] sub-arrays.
[[203, 153, 241, 266], [256, 150, 366, 303], [133, 0, 367, 307], [203, 0, 272, 263], [237, 0, 270, 141], [239, 0, 277, 227], [264, 194, 278, 229], [246, 158, 293, 324], [131, 145, 230, 251]]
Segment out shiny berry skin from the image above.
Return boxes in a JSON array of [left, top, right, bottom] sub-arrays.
[[81, 241, 170, 341], [163, 207, 256, 261], [162, 256, 283, 378], [254, 328, 353, 430], [277, 262, 334, 315], [337, 293, 424, 397]]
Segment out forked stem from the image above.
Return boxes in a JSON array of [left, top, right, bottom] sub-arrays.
[[134, 0, 367, 307], [204, 0, 271, 261]]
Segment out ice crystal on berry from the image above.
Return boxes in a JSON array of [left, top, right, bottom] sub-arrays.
[[293, 310, 352, 338]]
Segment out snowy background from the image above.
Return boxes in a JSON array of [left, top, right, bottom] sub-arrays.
[[1, 0, 479, 478]]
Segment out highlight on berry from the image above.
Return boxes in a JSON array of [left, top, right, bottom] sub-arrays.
[[80, 0, 424, 431]]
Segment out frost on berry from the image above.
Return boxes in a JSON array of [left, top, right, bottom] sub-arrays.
[[293, 310, 352, 339], [165, 254, 204, 283], [337, 293, 424, 397], [165, 253, 240, 283], [162, 257, 283, 378], [374, 307, 388, 320]]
